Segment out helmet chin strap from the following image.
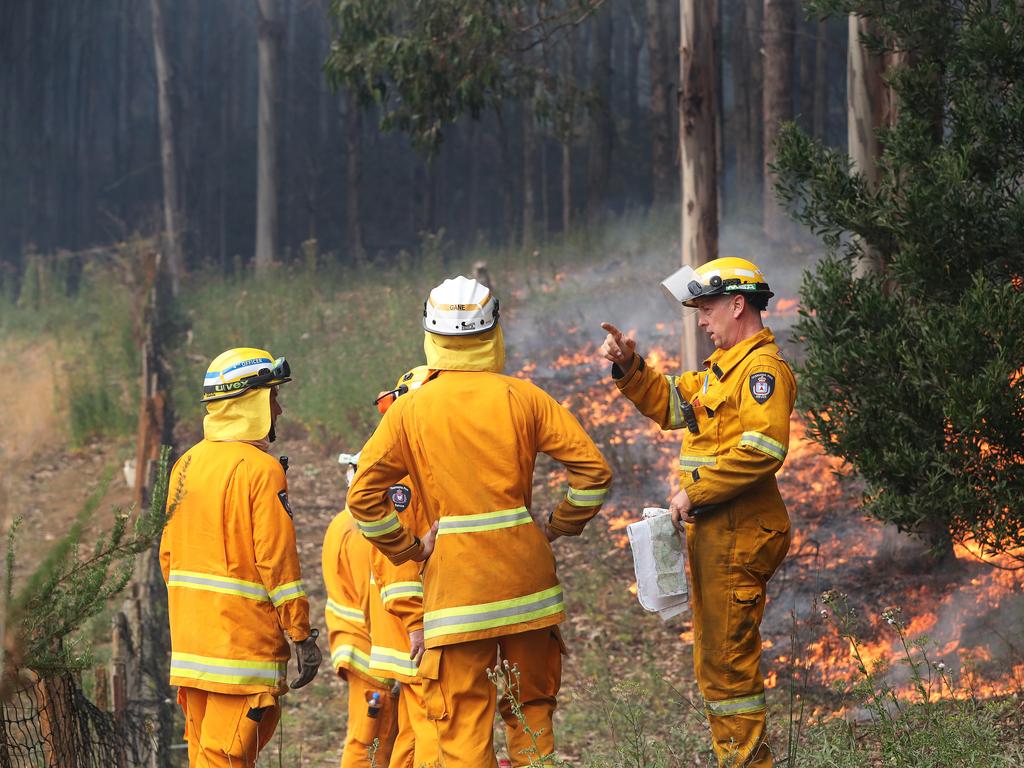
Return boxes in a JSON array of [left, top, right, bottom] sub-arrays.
[[269, 422, 277, 443]]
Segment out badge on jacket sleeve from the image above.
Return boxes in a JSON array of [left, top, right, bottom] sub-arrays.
[[388, 484, 412, 512], [749, 372, 776, 404], [277, 490, 294, 518]]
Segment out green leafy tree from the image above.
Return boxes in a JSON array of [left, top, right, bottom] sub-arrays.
[[325, 0, 604, 151], [773, 1, 1024, 562]]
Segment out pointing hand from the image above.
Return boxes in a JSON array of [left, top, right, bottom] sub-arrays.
[[599, 323, 637, 369]]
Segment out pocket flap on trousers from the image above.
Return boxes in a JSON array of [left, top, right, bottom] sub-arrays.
[[418, 648, 442, 680], [732, 588, 762, 605]]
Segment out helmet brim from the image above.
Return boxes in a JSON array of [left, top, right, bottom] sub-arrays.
[[200, 377, 292, 403]]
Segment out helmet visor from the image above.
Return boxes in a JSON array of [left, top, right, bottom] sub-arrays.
[[661, 265, 722, 312]]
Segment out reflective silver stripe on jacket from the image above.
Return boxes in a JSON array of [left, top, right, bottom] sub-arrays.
[[436, 507, 532, 535], [369, 645, 419, 675], [423, 585, 564, 640], [167, 570, 270, 601]]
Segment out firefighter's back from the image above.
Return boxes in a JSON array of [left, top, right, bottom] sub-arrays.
[[394, 370, 577, 648], [161, 439, 291, 695]]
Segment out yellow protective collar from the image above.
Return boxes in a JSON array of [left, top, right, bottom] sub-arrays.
[[423, 325, 505, 372], [203, 387, 272, 442]]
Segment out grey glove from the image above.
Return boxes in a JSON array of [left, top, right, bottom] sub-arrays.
[[289, 628, 322, 689]]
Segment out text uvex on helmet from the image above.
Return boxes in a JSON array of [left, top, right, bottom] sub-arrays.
[[374, 365, 434, 414], [201, 347, 291, 403], [423, 276, 499, 336], [661, 257, 774, 308]]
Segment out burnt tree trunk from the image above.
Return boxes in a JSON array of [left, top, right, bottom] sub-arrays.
[[646, 0, 675, 205], [149, 0, 184, 294], [341, 91, 364, 261], [797, 15, 816, 135], [847, 15, 885, 194], [468, 120, 481, 238], [679, 0, 718, 372], [255, 0, 282, 272], [586, 6, 614, 223], [813, 19, 828, 140], [522, 95, 537, 252], [762, 0, 795, 242], [736, 0, 763, 219], [847, 15, 887, 276]]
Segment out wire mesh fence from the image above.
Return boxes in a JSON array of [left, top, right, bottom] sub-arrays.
[[0, 671, 160, 768]]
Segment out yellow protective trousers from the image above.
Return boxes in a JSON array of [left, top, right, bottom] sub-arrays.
[[418, 627, 563, 768], [388, 681, 437, 768], [340, 674, 398, 768], [178, 687, 279, 768], [687, 506, 790, 768]]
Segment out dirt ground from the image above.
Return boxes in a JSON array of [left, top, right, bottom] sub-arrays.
[[0, 339, 135, 578]]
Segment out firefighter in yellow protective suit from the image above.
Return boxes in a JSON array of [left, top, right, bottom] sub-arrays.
[[367, 366, 437, 768], [348, 277, 613, 768], [161, 348, 322, 767], [323, 468, 399, 768], [601, 258, 795, 768]]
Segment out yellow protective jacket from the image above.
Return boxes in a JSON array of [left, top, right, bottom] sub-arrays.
[[348, 370, 612, 648], [614, 328, 796, 525], [160, 440, 310, 696], [322, 508, 382, 685], [367, 481, 428, 683]]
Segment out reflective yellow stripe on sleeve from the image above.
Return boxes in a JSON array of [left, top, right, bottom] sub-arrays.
[[331, 645, 388, 683], [267, 580, 306, 607], [167, 570, 270, 602], [423, 585, 564, 641], [565, 486, 609, 508], [664, 375, 685, 429], [379, 581, 424, 605], [678, 455, 718, 472], [357, 511, 403, 538], [369, 645, 419, 677], [739, 431, 788, 462], [435, 507, 532, 536], [170, 652, 286, 687], [326, 599, 365, 625], [705, 692, 767, 716]]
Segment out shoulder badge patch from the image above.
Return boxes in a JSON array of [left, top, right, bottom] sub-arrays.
[[277, 490, 294, 518], [388, 484, 412, 512], [749, 372, 776, 404]]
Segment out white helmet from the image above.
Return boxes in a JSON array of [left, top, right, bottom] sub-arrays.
[[423, 276, 499, 336]]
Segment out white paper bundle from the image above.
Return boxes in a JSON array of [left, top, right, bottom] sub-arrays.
[[627, 507, 689, 622]]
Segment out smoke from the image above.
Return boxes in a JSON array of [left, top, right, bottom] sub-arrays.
[[502, 218, 822, 370]]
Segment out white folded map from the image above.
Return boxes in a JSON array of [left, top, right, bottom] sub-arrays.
[[627, 507, 689, 622]]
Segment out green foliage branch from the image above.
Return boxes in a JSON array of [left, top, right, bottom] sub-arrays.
[[773, 0, 1024, 560], [4, 446, 184, 676], [325, 0, 605, 151]]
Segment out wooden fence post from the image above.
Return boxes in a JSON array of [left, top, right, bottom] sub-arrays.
[[113, 248, 176, 767], [37, 674, 78, 768]]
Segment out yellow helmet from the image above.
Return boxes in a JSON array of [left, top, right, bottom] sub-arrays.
[[201, 347, 291, 403], [375, 365, 434, 414], [661, 256, 774, 308]]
